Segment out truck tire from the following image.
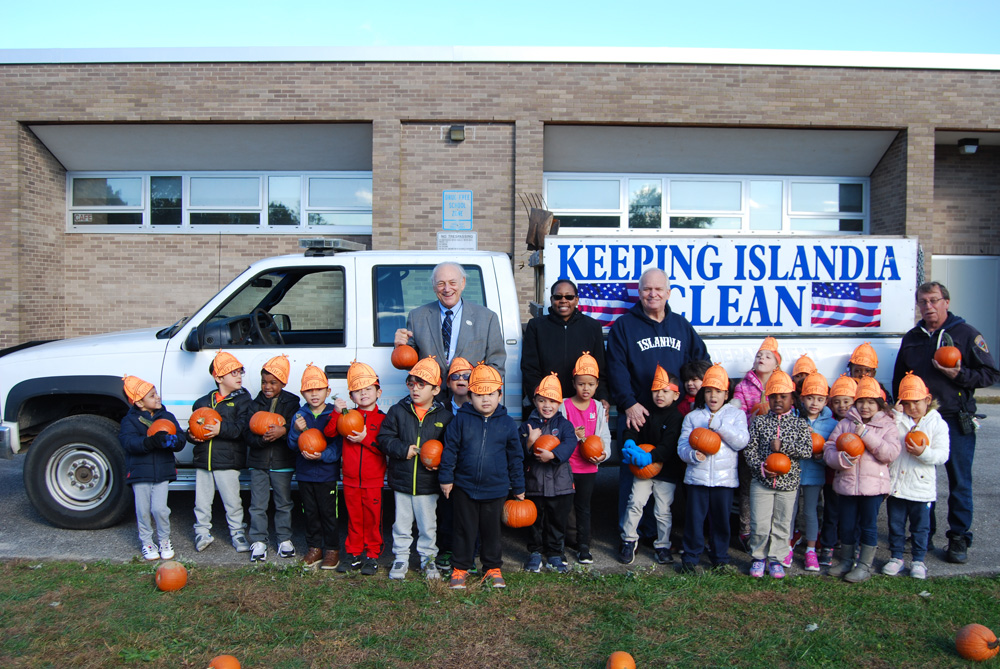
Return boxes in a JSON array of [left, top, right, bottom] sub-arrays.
[[23, 415, 132, 529]]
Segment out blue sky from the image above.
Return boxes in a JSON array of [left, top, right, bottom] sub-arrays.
[[3, 0, 999, 53]]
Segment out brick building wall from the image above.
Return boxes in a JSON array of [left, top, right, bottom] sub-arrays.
[[3, 59, 1000, 346], [934, 145, 1000, 256]]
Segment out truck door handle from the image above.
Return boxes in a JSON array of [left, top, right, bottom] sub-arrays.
[[325, 365, 350, 379]]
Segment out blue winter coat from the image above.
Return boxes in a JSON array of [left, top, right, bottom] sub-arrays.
[[519, 409, 576, 497], [287, 404, 341, 483], [801, 407, 838, 487], [440, 403, 525, 500], [119, 405, 186, 485]]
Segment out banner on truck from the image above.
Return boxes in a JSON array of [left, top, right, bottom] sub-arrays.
[[546, 237, 919, 335]]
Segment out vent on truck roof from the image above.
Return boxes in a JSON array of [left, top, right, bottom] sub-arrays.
[[299, 238, 366, 256]]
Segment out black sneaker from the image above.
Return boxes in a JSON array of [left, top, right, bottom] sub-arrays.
[[577, 546, 594, 564], [360, 557, 379, 575], [678, 562, 704, 576], [618, 540, 636, 565], [336, 553, 362, 573], [946, 536, 968, 564], [654, 547, 674, 564], [435, 551, 452, 569]]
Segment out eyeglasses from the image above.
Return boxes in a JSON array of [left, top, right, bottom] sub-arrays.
[[449, 372, 471, 381], [551, 294, 577, 301], [917, 297, 944, 307], [226, 369, 245, 377], [406, 378, 430, 389]]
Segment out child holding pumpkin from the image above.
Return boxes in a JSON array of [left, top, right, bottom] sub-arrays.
[[519, 372, 577, 574], [119, 375, 186, 561], [817, 374, 858, 566], [743, 370, 814, 579], [287, 364, 343, 571], [793, 372, 838, 572], [618, 365, 684, 566], [379, 356, 453, 580], [559, 352, 611, 564], [439, 363, 525, 589], [245, 355, 300, 562], [323, 361, 386, 575], [823, 376, 902, 583], [190, 351, 252, 554], [677, 363, 749, 574], [885, 372, 950, 579], [434, 356, 475, 570]]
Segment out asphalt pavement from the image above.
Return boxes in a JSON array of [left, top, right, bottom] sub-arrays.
[[1, 404, 998, 578]]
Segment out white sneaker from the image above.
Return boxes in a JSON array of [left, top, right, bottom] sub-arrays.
[[158, 540, 175, 560], [232, 534, 251, 553], [195, 534, 214, 552], [250, 541, 267, 562], [141, 544, 160, 561], [910, 561, 927, 580], [423, 559, 441, 581], [389, 560, 408, 580], [277, 541, 295, 559], [882, 557, 904, 576]]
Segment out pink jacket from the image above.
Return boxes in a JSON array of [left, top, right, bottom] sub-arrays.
[[732, 370, 766, 423], [823, 407, 901, 497]]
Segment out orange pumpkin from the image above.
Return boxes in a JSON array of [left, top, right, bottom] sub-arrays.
[[502, 498, 538, 528], [764, 452, 791, 475], [249, 411, 286, 436], [146, 419, 177, 437], [956, 623, 1000, 662], [533, 434, 560, 456], [905, 430, 929, 450], [155, 560, 188, 592], [208, 656, 241, 669], [811, 432, 826, 455], [606, 651, 637, 669], [580, 435, 604, 461], [298, 428, 327, 456], [188, 407, 222, 441], [689, 427, 721, 455], [419, 439, 444, 468], [752, 401, 769, 416], [934, 345, 962, 369], [836, 432, 865, 458], [629, 443, 663, 480], [391, 344, 420, 370], [337, 408, 366, 438]]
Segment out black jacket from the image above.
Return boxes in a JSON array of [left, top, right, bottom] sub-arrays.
[[893, 312, 1000, 417], [378, 398, 453, 495], [119, 405, 187, 485], [521, 309, 609, 404], [623, 403, 685, 484], [245, 389, 300, 471], [190, 388, 251, 471], [519, 410, 577, 496]]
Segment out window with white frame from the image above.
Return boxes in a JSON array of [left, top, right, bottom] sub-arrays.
[[67, 172, 373, 234], [544, 174, 868, 235]]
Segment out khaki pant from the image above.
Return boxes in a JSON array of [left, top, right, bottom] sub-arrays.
[[749, 479, 797, 562]]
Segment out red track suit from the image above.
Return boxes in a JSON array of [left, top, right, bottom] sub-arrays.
[[324, 407, 386, 558]]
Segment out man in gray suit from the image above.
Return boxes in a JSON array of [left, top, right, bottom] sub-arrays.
[[393, 262, 506, 380]]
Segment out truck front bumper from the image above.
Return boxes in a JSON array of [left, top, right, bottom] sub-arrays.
[[0, 421, 19, 459]]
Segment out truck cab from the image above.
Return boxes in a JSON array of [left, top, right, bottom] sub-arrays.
[[0, 243, 522, 529]]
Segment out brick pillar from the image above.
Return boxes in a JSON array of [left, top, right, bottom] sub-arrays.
[[513, 119, 545, 324], [0, 122, 19, 348], [372, 119, 402, 251], [905, 124, 936, 279]]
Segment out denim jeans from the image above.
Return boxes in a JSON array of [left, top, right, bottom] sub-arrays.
[[838, 494, 883, 547], [887, 496, 931, 562], [943, 418, 976, 544]]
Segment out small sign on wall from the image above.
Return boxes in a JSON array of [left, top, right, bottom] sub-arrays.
[[442, 190, 473, 230], [437, 231, 478, 251]]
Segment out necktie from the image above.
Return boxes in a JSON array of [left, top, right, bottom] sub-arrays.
[[442, 309, 453, 356]]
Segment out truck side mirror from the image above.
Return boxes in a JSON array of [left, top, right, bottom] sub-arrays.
[[184, 328, 202, 352]]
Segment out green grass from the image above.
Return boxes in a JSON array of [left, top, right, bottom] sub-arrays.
[[1, 559, 998, 668]]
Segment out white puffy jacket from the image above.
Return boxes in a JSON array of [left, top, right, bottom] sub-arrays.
[[678, 404, 749, 488], [890, 408, 950, 503]]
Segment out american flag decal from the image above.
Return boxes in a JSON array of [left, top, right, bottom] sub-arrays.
[[577, 282, 639, 328], [811, 282, 882, 328]]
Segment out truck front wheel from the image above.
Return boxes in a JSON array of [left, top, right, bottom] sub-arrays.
[[23, 415, 132, 529]]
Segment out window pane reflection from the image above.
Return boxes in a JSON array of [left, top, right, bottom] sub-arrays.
[[749, 181, 782, 231], [547, 180, 619, 210], [629, 180, 662, 229], [671, 181, 741, 211]]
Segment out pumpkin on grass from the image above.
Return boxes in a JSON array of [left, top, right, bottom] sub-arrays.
[[155, 560, 187, 592], [811, 432, 826, 455], [935, 345, 962, 369], [533, 434, 560, 456], [249, 411, 286, 436], [188, 408, 222, 441], [764, 452, 791, 476], [579, 435, 604, 461], [689, 427, 721, 455], [208, 656, 241, 669], [836, 432, 865, 458], [146, 419, 177, 437], [419, 439, 444, 468], [606, 651, 636, 669], [955, 623, 999, 662], [337, 408, 366, 438], [391, 344, 419, 370], [628, 443, 662, 480], [298, 428, 327, 456], [502, 499, 537, 528]]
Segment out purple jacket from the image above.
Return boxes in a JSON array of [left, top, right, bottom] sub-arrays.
[[823, 407, 901, 497]]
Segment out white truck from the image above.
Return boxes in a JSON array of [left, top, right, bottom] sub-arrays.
[[0, 242, 523, 529]]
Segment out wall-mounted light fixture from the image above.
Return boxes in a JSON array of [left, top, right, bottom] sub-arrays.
[[958, 137, 979, 155], [449, 125, 466, 142]]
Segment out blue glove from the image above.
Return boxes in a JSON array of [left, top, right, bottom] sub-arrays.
[[620, 440, 638, 465], [632, 448, 653, 468], [623, 439, 637, 451], [163, 434, 179, 449]]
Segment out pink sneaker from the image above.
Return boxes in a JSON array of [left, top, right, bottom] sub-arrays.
[[780, 547, 793, 568], [768, 561, 785, 579], [804, 550, 820, 572], [750, 560, 765, 578]]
